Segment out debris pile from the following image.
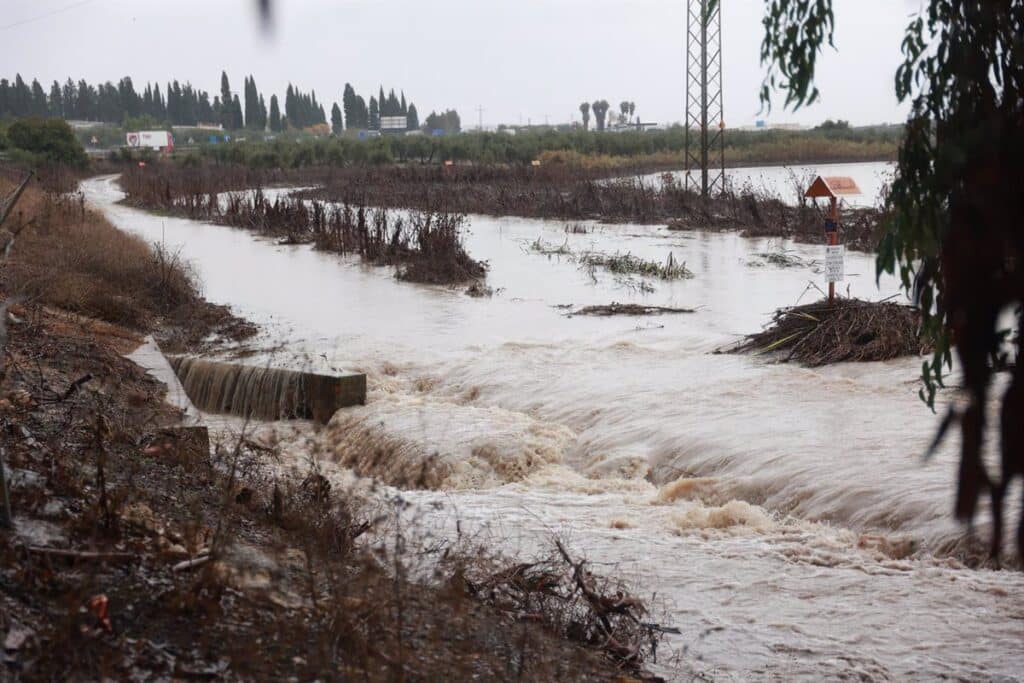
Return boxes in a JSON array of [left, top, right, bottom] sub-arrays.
[[568, 303, 695, 317], [458, 540, 675, 673], [728, 297, 929, 365]]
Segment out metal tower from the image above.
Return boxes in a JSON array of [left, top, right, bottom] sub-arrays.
[[684, 0, 725, 197]]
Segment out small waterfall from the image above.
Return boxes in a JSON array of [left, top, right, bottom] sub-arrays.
[[169, 356, 366, 423]]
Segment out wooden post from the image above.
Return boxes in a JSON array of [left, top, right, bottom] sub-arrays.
[[828, 196, 838, 305]]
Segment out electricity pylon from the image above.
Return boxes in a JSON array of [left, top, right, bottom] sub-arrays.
[[684, 0, 725, 197]]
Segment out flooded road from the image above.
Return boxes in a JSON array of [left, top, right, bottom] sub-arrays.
[[83, 170, 1023, 681]]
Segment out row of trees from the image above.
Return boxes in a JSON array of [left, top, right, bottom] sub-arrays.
[[578, 100, 638, 132], [0, 72, 430, 134], [341, 84, 420, 132], [0, 74, 218, 126], [177, 123, 899, 169]]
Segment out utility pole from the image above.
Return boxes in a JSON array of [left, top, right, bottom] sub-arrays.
[[477, 105, 484, 132], [684, 0, 725, 197]]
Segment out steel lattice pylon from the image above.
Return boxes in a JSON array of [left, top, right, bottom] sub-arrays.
[[684, 0, 725, 197]]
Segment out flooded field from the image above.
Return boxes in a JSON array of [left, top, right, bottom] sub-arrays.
[[641, 160, 895, 208], [83, 167, 1023, 681]]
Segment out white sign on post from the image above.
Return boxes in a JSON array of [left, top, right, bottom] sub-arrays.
[[825, 245, 845, 282]]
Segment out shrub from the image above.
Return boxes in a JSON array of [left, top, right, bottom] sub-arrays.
[[5, 118, 88, 167]]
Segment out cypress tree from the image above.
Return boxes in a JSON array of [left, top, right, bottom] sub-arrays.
[[232, 94, 243, 129], [369, 96, 379, 130], [285, 84, 295, 127], [342, 83, 357, 130], [48, 81, 63, 117], [269, 94, 281, 132], [330, 102, 343, 135], [220, 71, 232, 128], [355, 96, 368, 128]]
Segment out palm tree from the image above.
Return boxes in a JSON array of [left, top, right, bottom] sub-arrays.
[[592, 100, 610, 131], [579, 102, 591, 131]]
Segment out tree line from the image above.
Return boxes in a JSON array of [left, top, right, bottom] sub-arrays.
[[0, 71, 432, 134]]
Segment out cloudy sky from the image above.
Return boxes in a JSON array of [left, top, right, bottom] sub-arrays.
[[1, 0, 921, 127]]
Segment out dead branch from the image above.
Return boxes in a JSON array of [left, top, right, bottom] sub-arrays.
[[23, 546, 139, 563]]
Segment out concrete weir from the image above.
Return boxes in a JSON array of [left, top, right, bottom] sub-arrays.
[[169, 356, 366, 423]]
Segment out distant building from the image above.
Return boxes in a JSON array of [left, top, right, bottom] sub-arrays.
[[735, 121, 808, 132], [66, 120, 104, 130]]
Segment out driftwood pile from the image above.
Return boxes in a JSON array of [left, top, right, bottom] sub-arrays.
[[729, 297, 929, 365], [568, 303, 695, 317], [461, 540, 674, 675]]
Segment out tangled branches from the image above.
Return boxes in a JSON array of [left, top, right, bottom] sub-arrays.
[[729, 297, 930, 366], [459, 539, 672, 675]]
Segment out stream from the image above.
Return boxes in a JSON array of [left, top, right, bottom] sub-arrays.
[[83, 167, 1023, 681]]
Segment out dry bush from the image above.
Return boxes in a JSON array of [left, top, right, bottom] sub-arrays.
[[0, 174, 198, 329]]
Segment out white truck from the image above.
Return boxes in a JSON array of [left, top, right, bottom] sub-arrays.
[[125, 130, 174, 151]]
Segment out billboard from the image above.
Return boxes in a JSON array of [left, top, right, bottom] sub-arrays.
[[126, 131, 174, 150], [380, 116, 408, 131]]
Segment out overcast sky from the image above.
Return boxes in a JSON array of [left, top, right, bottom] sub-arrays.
[[1, 0, 921, 127]]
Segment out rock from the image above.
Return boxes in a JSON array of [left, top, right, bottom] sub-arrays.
[[121, 502, 165, 537], [4, 626, 32, 651], [7, 390, 34, 409]]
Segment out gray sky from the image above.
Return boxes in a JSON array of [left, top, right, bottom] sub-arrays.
[[1, 0, 919, 127]]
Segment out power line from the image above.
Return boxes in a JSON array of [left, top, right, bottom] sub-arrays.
[[0, 0, 98, 32]]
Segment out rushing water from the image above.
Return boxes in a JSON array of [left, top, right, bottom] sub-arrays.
[[83, 166, 1023, 681]]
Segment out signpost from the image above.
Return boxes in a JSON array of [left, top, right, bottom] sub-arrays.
[[825, 244, 845, 283], [805, 176, 862, 304]]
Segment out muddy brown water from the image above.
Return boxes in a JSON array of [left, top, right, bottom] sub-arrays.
[[84, 170, 1023, 681]]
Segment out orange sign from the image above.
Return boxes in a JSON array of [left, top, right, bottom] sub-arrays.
[[804, 175, 862, 199]]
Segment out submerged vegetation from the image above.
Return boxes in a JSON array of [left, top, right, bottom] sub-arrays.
[[121, 160, 886, 253], [529, 237, 692, 291], [579, 250, 693, 281], [118, 166, 486, 286]]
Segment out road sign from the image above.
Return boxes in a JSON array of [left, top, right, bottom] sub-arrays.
[[825, 245, 845, 282]]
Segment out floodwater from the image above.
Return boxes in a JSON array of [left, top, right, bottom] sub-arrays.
[[638, 160, 895, 208], [83, 165, 1023, 681]]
